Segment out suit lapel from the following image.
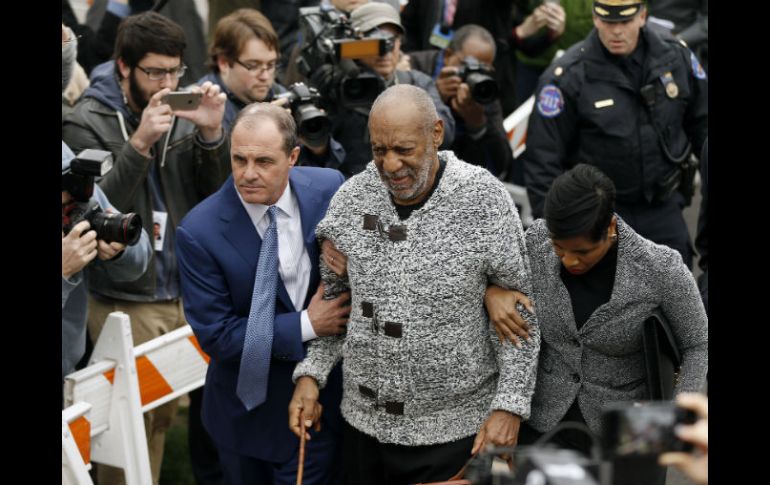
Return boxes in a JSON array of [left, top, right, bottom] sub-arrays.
[[221, 178, 296, 313], [290, 169, 324, 308], [545, 248, 581, 338]]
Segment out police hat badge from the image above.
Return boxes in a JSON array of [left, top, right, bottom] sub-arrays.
[[593, 1, 643, 22]]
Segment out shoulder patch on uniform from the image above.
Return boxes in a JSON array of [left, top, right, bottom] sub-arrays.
[[690, 51, 707, 80], [537, 84, 564, 118], [679, 38, 688, 48]]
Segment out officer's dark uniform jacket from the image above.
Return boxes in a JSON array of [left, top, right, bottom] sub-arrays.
[[63, 61, 231, 301], [523, 26, 708, 218]]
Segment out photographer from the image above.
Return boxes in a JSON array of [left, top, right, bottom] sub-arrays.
[[61, 141, 152, 386], [409, 24, 513, 178], [200, 8, 346, 170], [62, 12, 230, 484], [296, 2, 456, 177]]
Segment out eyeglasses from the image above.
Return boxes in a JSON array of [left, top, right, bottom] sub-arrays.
[[234, 59, 277, 75], [136, 64, 188, 81]]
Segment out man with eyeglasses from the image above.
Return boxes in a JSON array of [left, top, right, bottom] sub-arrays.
[[62, 12, 230, 485], [200, 8, 346, 170]]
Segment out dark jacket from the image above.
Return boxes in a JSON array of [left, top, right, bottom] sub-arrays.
[[522, 27, 708, 218], [330, 68, 456, 178], [409, 49, 512, 177], [695, 137, 708, 312], [62, 61, 231, 301], [648, 0, 708, 63]]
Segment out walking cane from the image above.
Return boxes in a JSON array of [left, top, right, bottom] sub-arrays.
[[296, 411, 306, 485]]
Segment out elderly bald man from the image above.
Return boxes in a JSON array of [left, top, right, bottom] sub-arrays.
[[289, 84, 540, 484]]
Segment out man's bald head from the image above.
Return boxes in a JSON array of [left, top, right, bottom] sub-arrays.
[[369, 85, 440, 139]]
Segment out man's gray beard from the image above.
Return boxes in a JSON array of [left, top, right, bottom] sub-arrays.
[[381, 145, 436, 202]]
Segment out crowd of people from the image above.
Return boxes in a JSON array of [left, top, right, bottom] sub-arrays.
[[62, 1, 708, 484]]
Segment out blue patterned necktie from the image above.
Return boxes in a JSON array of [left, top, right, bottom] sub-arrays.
[[237, 206, 279, 410]]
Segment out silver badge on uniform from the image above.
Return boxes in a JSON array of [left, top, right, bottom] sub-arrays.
[[659, 72, 679, 99], [665, 82, 679, 98]]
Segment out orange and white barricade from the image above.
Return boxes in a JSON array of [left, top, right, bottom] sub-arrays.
[[504, 95, 535, 160], [502, 96, 536, 228], [63, 311, 210, 485], [62, 402, 94, 485]]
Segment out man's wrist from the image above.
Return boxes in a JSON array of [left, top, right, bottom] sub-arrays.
[[300, 310, 319, 342], [198, 125, 224, 143], [129, 135, 151, 157]]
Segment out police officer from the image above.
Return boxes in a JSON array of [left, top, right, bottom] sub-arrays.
[[522, 0, 707, 267]]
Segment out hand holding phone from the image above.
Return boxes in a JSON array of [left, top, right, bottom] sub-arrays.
[[161, 91, 203, 111]]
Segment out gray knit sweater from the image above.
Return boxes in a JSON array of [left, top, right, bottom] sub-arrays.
[[293, 151, 540, 446]]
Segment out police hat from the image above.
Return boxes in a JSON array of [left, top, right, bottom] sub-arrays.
[[593, 1, 643, 22], [350, 2, 405, 35]]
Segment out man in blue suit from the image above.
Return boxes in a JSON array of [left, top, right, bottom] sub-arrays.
[[177, 102, 349, 484]]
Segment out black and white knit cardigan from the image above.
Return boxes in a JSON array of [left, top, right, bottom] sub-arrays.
[[293, 151, 540, 446]]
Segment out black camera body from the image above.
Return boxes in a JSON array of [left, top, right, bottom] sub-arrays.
[[275, 82, 332, 147], [456, 56, 499, 105], [457, 401, 697, 485], [601, 401, 697, 458], [62, 149, 142, 246], [296, 6, 392, 109], [460, 446, 601, 485]]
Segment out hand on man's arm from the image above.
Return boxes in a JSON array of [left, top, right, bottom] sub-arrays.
[[307, 283, 350, 337], [485, 285, 535, 347]]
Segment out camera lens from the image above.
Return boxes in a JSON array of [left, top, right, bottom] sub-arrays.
[[341, 75, 384, 108], [297, 105, 332, 146], [342, 78, 366, 100], [88, 211, 143, 246], [466, 73, 499, 104]]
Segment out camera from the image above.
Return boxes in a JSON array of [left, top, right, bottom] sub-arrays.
[[295, 6, 391, 109], [62, 149, 142, 246], [275, 82, 332, 147], [456, 56, 499, 105], [459, 445, 602, 485], [601, 401, 697, 458]]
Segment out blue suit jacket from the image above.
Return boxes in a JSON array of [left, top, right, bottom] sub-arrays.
[[177, 167, 345, 462]]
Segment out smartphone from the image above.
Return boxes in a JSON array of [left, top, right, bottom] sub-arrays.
[[161, 91, 203, 111], [601, 402, 697, 458]]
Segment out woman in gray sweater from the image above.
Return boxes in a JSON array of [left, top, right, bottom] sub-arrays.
[[487, 164, 708, 484]]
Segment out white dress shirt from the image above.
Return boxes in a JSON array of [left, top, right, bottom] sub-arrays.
[[237, 182, 318, 342]]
